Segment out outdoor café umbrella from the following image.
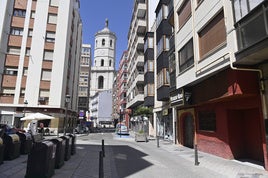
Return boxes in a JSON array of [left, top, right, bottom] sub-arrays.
[[20, 112, 55, 121]]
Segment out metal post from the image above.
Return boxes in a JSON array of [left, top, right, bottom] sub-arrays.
[[194, 144, 199, 166], [63, 108, 67, 135], [102, 139, 105, 157], [119, 110, 122, 138], [99, 151, 104, 178], [194, 131, 199, 166], [64, 95, 70, 136], [22, 100, 28, 129], [157, 135, 160, 148]]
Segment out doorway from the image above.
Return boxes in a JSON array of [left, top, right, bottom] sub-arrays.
[[181, 113, 194, 148], [227, 108, 264, 164]]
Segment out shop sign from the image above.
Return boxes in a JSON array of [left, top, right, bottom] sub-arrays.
[[162, 109, 168, 116], [170, 88, 191, 106]]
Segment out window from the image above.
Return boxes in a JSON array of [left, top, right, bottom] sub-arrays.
[[48, 14, 57, 24], [23, 68, 28, 76], [5, 67, 18, 75], [98, 76, 104, 89], [13, 9, 26, 17], [43, 50, 53, 61], [95, 40, 98, 47], [8, 47, 21, 55], [144, 60, 154, 73], [169, 52, 176, 73], [144, 37, 154, 52], [2, 88, 15, 96], [39, 90, 49, 104], [157, 68, 170, 88], [198, 10, 226, 59], [109, 60, 112, 66], [28, 29, 33, 37], [41, 70, 51, 81], [10, 28, 23, 36], [145, 84, 155, 97], [20, 89, 25, 97], [31, 11, 35, 19], [198, 111, 216, 131], [236, 5, 267, 50], [177, 0, 191, 28], [39, 90, 50, 97], [157, 36, 170, 56], [233, 0, 263, 22], [110, 40, 113, 47], [46, 31, 55, 42], [156, 4, 168, 27], [25, 48, 31, 56], [102, 39, 105, 46], [50, 0, 59, 7], [178, 39, 194, 72], [101, 59, 104, 66]]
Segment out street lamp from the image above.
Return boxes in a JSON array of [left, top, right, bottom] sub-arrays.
[[63, 94, 70, 135], [23, 100, 28, 116], [22, 100, 28, 129]]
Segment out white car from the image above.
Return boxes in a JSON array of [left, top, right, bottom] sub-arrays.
[[116, 125, 129, 135]]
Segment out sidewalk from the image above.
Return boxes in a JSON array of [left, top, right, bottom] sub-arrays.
[[149, 139, 268, 178], [129, 130, 268, 177]]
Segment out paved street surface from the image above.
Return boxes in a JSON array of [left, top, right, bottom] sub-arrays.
[[1, 132, 268, 178]]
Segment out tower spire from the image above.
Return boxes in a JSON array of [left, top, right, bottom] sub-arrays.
[[105, 18, 108, 28]]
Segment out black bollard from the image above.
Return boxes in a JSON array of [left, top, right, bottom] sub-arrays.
[[102, 139, 105, 157], [194, 144, 199, 166], [157, 136, 160, 148], [99, 151, 104, 178]]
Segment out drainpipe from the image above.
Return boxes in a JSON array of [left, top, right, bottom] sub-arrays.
[[229, 51, 267, 121]]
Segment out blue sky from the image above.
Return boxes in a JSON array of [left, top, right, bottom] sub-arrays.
[[79, 0, 133, 70]]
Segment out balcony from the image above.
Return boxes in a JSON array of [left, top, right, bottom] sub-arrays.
[[167, 0, 174, 26], [234, 1, 268, 65]]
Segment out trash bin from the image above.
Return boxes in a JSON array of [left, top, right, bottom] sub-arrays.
[[68, 133, 76, 155], [17, 132, 33, 154], [60, 135, 71, 161], [50, 137, 65, 169], [3, 133, 21, 160], [25, 140, 56, 178], [0, 137, 4, 164]]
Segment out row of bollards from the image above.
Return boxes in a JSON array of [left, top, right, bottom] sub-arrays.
[[99, 139, 105, 178]]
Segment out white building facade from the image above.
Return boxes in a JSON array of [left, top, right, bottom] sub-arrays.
[[0, 0, 82, 134]]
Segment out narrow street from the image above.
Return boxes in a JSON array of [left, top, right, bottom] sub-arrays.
[[1, 132, 268, 178]]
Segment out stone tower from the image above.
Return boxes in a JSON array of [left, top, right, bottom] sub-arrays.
[[90, 19, 116, 97]]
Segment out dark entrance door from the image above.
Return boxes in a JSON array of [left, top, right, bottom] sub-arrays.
[[182, 114, 194, 148], [227, 108, 264, 164]]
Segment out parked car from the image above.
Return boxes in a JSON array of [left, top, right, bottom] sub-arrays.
[[116, 125, 129, 135]]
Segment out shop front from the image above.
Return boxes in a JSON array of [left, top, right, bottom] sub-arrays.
[[191, 68, 266, 167]]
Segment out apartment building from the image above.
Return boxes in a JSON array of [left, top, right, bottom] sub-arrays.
[[126, 0, 147, 112], [78, 44, 91, 121], [0, 0, 82, 134], [115, 51, 130, 127], [173, 0, 268, 170], [126, 0, 161, 135]]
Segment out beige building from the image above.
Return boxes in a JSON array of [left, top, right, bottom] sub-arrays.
[[78, 44, 91, 120], [0, 0, 82, 134]]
